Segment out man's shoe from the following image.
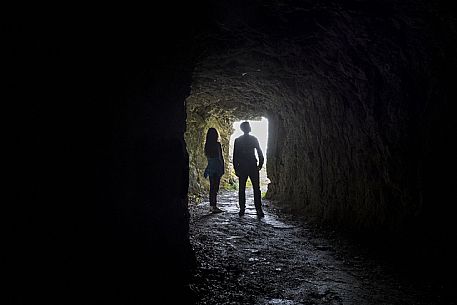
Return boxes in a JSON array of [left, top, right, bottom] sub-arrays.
[[238, 209, 245, 217], [211, 206, 223, 213], [256, 210, 265, 218]]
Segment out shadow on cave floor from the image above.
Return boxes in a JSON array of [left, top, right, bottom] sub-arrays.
[[189, 191, 452, 305]]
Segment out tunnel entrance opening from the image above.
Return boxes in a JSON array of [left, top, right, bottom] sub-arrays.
[[229, 117, 270, 193]]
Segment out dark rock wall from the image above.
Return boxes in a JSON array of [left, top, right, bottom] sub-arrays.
[[10, 8, 203, 304], [265, 2, 457, 238]]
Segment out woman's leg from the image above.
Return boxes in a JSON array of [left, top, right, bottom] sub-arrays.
[[209, 175, 221, 207], [209, 176, 216, 207]]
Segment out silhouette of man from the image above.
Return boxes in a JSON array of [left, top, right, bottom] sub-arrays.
[[233, 121, 264, 217]]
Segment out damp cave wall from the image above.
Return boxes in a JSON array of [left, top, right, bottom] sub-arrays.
[[9, 9, 204, 304], [260, 2, 457, 276], [261, 3, 457, 240], [188, 0, 457, 273]]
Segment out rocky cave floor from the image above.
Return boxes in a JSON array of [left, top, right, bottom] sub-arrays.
[[188, 190, 454, 305]]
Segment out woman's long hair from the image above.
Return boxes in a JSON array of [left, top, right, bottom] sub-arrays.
[[204, 128, 219, 157]]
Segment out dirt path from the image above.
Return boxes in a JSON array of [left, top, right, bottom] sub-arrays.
[[188, 190, 452, 305]]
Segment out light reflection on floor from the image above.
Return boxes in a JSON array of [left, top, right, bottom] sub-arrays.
[[199, 190, 295, 230]]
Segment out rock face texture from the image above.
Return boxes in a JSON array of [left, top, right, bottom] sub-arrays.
[[187, 0, 457, 268]]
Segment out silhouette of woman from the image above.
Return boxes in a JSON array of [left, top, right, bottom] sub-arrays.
[[204, 128, 225, 213]]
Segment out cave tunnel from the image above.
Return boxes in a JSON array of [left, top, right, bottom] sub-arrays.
[[9, 1, 457, 304]]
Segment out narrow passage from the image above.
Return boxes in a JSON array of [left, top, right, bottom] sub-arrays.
[[189, 191, 438, 305]]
